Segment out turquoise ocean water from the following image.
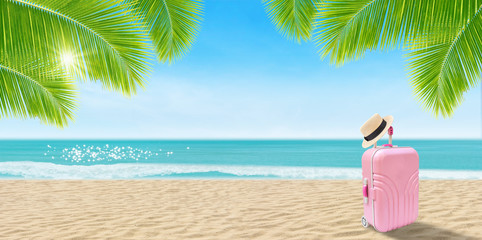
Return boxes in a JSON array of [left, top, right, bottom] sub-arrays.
[[0, 140, 481, 179]]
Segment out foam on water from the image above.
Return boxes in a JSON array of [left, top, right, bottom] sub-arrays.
[[0, 161, 481, 180]]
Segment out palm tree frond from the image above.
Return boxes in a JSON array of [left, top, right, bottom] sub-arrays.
[[2, 0, 153, 96], [407, 6, 482, 117], [313, 0, 482, 66], [313, 0, 391, 65], [0, 60, 77, 128], [263, 0, 321, 42], [132, 0, 203, 63]]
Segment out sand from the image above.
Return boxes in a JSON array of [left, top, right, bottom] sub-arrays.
[[0, 180, 480, 240]]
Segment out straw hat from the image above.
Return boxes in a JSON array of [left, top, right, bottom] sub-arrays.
[[360, 113, 394, 148]]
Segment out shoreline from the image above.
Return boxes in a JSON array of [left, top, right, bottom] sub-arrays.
[[0, 178, 481, 181], [0, 180, 480, 239], [1, 161, 482, 180]]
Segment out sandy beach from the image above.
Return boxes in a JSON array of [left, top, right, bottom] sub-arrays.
[[0, 180, 480, 239]]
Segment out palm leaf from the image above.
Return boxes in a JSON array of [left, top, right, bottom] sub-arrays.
[[313, 0, 482, 66], [407, 5, 482, 117], [132, 0, 203, 63], [2, 0, 153, 96], [263, 0, 321, 42], [313, 0, 482, 117], [0, 58, 77, 128]]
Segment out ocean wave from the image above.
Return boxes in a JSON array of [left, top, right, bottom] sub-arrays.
[[0, 162, 481, 179]]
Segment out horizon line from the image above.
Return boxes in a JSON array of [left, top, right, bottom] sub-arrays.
[[0, 138, 480, 141]]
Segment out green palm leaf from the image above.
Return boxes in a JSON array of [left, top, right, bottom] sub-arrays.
[[0, 59, 77, 128], [263, 0, 321, 42], [2, 0, 153, 96], [313, 0, 481, 66], [312, 0, 482, 117], [407, 5, 482, 117], [132, 0, 203, 63]]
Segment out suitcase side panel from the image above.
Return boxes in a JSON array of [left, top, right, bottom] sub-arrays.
[[361, 148, 376, 226], [372, 148, 419, 232]]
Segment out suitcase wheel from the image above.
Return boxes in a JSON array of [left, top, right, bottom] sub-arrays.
[[361, 216, 369, 228]]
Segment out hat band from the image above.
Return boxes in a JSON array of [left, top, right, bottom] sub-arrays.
[[364, 120, 387, 141]]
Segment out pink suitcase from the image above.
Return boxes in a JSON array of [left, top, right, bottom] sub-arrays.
[[361, 129, 419, 232]]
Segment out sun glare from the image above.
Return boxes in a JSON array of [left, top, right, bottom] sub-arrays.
[[61, 52, 75, 67]]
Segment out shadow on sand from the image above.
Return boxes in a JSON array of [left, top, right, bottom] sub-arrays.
[[381, 222, 477, 240]]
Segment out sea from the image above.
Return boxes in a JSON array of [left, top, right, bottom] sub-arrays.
[[0, 140, 481, 179]]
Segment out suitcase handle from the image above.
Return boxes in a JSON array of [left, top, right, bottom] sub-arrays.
[[363, 178, 368, 204], [388, 126, 393, 145], [376, 126, 394, 148]]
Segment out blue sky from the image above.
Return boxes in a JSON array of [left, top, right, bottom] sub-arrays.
[[0, 0, 480, 139]]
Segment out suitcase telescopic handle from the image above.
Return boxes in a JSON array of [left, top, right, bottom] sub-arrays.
[[381, 126, 394, 147], [388, 126, 393, 145]]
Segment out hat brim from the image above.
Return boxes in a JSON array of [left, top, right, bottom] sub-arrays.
[[362, 115, 394, 148]]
